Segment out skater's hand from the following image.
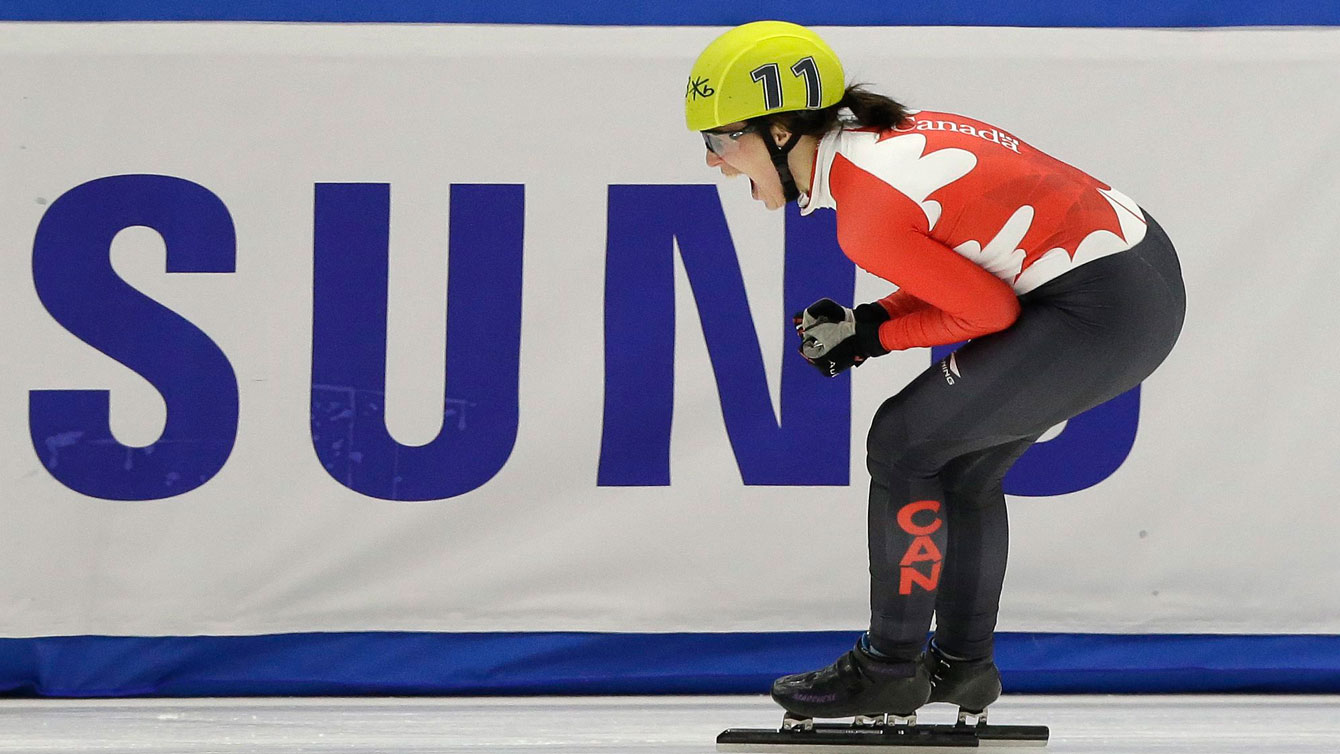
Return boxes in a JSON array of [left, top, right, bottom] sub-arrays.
[[792, 299, 890, 377], [793, 299, 853, 357]]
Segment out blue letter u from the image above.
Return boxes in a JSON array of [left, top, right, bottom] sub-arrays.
[[311, 184, 524, 501]]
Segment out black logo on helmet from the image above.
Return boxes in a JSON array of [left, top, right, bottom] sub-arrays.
[[686, 76, 715, 100]]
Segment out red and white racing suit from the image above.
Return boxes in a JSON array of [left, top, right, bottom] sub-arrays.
[[799, 111, 1185, 662]]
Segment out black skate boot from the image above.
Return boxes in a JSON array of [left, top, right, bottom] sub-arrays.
[[770, 640, 931, 729], [923, 641, 1002, 725]]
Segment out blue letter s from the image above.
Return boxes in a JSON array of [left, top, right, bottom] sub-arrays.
[[30, 175, 239, 500]]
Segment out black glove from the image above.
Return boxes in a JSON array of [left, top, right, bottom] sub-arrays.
[[792, 299, 891, 377]]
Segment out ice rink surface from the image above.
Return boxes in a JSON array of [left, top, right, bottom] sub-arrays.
[[0, 695, 1337, 753]]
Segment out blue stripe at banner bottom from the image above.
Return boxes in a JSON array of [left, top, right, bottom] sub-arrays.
[[1, 632, 1337, 697]]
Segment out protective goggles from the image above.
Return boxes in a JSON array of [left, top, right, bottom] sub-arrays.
[[702, 123, 762, 156]]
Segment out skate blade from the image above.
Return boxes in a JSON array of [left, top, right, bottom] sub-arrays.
[[716, 722, 1049, 751]]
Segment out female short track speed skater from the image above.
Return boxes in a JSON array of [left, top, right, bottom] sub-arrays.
[[685, 22, 1186, 727]]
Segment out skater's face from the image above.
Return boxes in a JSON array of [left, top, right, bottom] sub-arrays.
[[703, 121, 790, 211]]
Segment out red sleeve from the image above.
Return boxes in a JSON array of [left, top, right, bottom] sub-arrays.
[[829, 154, 1020, 351], [876, 290, 932, 318]]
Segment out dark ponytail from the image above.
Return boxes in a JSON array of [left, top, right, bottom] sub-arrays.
[[840, 85, 911, 130], [765, 84, 912, 136]]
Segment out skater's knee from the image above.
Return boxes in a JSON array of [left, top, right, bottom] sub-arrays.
[[941, 477, 1005, 509], [866, 440, 943, 482], [866, 396, 948, 481]]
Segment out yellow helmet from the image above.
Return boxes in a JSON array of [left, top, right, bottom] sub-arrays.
[[685, 21, 845, 132]]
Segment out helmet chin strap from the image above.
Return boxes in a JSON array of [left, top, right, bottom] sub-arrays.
[[766, 131, 803, 203]]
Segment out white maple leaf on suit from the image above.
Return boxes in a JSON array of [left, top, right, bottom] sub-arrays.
[[952, 206, 1032, 283], [841, 130, 1148, 291], [840, 131, 975, 231], [1012, 187, 1149, 293], [841, 131, 1028, 281]]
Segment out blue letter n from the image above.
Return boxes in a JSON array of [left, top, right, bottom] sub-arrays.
[[599, 185, 852, 487]]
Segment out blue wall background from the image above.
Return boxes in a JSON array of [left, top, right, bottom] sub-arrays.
[[2, 1, 1339, 27]]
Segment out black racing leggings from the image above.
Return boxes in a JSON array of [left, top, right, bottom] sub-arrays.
[[866, 212, 1186, 662]]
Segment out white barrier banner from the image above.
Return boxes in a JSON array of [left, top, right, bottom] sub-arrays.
[[1, 24, 1338, 638]]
